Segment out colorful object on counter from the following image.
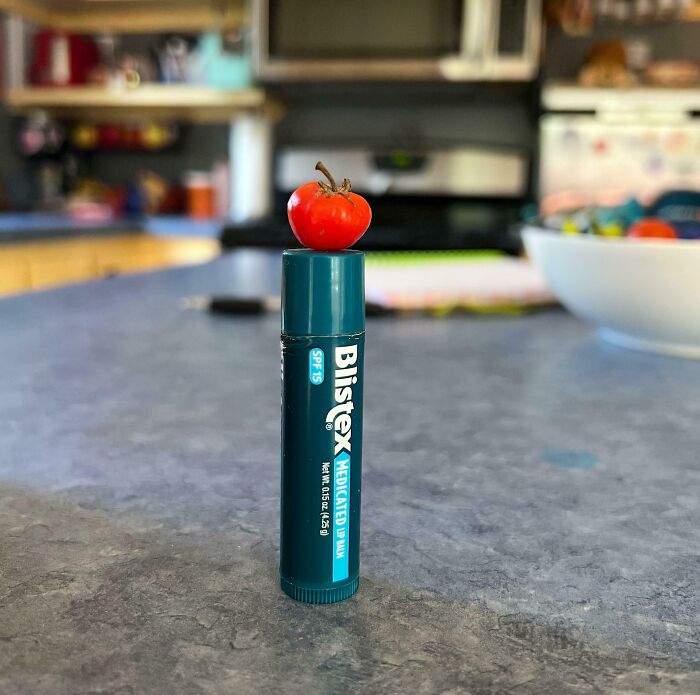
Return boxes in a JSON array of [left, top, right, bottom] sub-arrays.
[[104, 186, 128, 216], [66, 199, 114, 223], [627, 218, 678, 240], [159, 185, 186, 215], [615, 198, 645, 228], [124, 184, 144, 216], [674, 222, 700, 240], [547, 198, 646, 238], [594, 221, 625, 238], [57, 170, 183, 218], [184, 171, 215, 219], [591, 199, 644, 237], [211, 161, 230, 219], [543, 192, 700, 241], [66, 178, 115, 222], [566, 209, 595, 235], [365, 251, 554, 315], [649, 190, 700, 224], [139, 172, 169, 215], [287, 161, 372, 251], [561, 218, 582, 235]]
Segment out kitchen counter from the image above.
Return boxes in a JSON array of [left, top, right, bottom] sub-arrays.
[[0, 213, 224, 242], [0, 251, 698, 694]]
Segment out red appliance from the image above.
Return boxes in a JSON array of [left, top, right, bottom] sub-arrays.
[[31, 31, 100, 86]]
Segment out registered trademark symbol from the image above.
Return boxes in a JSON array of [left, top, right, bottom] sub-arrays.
[[325, 423, 333, 431]]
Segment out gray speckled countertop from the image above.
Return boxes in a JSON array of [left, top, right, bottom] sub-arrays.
[[0, 251, 698, 694]]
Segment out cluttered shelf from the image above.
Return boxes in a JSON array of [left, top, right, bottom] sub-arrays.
[[0, 0, 244, 33], [5, 86, 275, 123]]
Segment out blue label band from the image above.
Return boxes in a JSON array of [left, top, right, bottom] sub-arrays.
[[309, 348, 324, 385], [332, 453, 350, 582]]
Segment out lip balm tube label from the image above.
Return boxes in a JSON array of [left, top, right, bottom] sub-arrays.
[[332, 452, 350, 581], [280, 333, 364, 594]]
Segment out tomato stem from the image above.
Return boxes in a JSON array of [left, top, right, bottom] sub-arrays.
[[315, 160, 355, 205], [315, 161, 338, 191]]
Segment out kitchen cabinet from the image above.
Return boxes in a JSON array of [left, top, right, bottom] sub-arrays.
[[0, 0, 245, 33], [0, 233, 220, 297]]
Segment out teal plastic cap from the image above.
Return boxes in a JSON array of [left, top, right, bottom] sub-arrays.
[[282, 249, 365, 337]]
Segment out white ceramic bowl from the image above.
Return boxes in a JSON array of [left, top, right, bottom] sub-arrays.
[[523, 226, 700, 359]]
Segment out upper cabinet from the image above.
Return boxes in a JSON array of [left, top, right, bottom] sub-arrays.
[[0, 0, 245, 33]]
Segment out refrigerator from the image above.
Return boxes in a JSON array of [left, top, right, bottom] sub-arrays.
[[539, 83, 700, 215]]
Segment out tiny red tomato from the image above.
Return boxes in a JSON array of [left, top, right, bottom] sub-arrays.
[[287, 162, 371, 251], [627, 218, 677, 240]]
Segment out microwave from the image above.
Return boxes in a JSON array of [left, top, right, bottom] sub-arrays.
[[253, 0, 542, 82]]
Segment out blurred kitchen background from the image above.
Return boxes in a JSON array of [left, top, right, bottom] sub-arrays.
[[0, 0, 700, 298]]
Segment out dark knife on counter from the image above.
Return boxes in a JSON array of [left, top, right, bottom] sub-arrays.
[[179, 296, 394, 316]]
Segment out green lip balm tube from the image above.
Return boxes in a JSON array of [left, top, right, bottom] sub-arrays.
[[280, 249, 364, 604]]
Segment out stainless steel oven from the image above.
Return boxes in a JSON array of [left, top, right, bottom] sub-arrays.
[[253, 0, 542, 82]]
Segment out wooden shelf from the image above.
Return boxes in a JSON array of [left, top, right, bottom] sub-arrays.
[[6, 85, 278, 123], [0, 0, 245, 32]]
